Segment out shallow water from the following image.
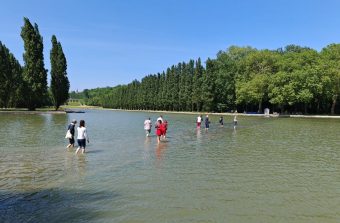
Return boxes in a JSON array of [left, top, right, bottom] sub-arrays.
[[0, 110, 340, 222]]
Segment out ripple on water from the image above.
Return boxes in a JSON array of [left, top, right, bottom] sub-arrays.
[[1, 112, 340, 222]]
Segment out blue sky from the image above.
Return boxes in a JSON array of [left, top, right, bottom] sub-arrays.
[[1, 0, 340, 91]]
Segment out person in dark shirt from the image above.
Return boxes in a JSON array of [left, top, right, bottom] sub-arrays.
[[219, 116, 224, 127], [67, 119, 77, 148], [205, 115, 210, 132]]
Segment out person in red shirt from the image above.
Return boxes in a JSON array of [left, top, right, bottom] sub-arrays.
[[163, 120, 168, 139], [155, 120, 166, 143]]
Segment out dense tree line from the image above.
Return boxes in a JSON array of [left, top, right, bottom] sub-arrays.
[[82, 44, 340, 114], [0, 17, 69, 110]]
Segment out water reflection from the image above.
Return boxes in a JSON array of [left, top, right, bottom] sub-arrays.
[[50, 113, 68, 126], [144, 136, 152, 145], [64, 152, 87, 181], [76, 155, 87, 177], [155, 142, 168, 167], [1, 111, 340, 222], [18, 115, 47, 147], [196, 128, 202, 140], [142, 137, 152, 162]]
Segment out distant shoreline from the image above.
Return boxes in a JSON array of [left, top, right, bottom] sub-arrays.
[[3, 106, 340, 119], [99, 108, 340, 119]]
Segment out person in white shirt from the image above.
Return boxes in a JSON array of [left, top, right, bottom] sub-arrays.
[[233, 115, 238, 130], [144, 117, 152, 137], [75, 120, 89, 154], [157, 115, 163, 122], [196, 115, 202, 128]]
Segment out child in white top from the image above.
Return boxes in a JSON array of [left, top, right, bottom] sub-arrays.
[[144, 118, 152, 136], [75, 120, 89, 154]]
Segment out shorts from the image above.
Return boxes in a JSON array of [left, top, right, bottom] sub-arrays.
[[234, 121, 238, 125], [69, 136, 75, 144], [197, 122, 201, 128], [77, 139, 86, 148], [156, 128, 162, 136], [205, 123, 209, 128]]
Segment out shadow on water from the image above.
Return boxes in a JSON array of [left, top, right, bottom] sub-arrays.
[[0, 188, 120, 223]]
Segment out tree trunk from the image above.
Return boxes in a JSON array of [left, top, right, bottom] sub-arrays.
[[258, 101, 262, 113], [331, 94, 337, 115]]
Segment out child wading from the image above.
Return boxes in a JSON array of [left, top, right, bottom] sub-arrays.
[[144, 117, 152, 137], [75, 120, 90, 154]]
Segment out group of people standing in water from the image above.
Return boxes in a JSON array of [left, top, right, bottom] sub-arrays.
[[65, 114, 238, 151], [196, 114, 238, 131], [144, 115, 168, 143], [66, 119, 89, 154], [144, 114, 239, 143]]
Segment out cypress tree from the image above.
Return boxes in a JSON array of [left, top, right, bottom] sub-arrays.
[[192, 58, 203, 111], [50, 35, 70, 110], [21, 17, 48, 110], [178, 62, 186, 111], [0, 42, 11, 107], [8, 52, 23, 107], [201, 58, 216, 111], [186, 60, 194, 111], [0, 42, 22, 108]]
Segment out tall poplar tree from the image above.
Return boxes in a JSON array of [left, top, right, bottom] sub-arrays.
[[192, 58, 203, 111], [201, 58, 216, 111], [50, 35, 70, 110], [21, 17, 48, 110], [0, 42, 12, 107], [0, 42, 22, 108]]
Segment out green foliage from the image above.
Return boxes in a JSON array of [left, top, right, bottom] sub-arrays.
[[79, 43, 340, 114], [21, 17, 48, 110], [320, 44, 340, 114], [201, 58, 216, 111], [0, 42, 23, 108], [50, 35, 70, 110], [0, 17, 72, 110]]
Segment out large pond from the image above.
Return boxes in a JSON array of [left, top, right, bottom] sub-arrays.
[[0, 110, 340, 222]]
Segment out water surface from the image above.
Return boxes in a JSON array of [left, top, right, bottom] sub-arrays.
[[0, 110, 339, 222]]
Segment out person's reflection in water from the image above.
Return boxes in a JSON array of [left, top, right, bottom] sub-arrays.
[[196, 127, 201, 140], [145, 136, 151, 145], [64, 152, 74, 173], [155, 142, 168, 168], [76, 155, 87, 178], [232, 126, 237, 143], [143, 136, 152, 161]]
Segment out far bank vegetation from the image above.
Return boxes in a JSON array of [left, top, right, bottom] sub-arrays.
[[74, 44, 340, 115]]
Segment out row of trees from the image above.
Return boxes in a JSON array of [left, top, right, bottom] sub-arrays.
[[81, 44, 340, 114], [0, 17, 69, 110]]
